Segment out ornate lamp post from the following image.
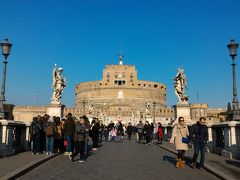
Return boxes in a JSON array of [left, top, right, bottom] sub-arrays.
[[0, 39, 12, 119], [227, 39, 240, 120], [82, 100, 86, 115], [153, 101, 156, 124]]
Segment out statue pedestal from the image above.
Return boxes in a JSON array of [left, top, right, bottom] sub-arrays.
[[173, 103, 193, 125], [46, 104, 65, 118]]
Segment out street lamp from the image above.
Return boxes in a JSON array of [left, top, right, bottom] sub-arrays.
[[82, 100, 86, 115], [153, 101, 156, 124], [0, 38, 12, 119], [227, 39, 240, 120]]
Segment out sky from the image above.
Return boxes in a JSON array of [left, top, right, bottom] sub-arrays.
[[0, 0, 240, 108]]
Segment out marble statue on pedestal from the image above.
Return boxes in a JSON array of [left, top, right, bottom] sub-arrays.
[[51, 64, 66, 104], [173, 68, 189, 103]]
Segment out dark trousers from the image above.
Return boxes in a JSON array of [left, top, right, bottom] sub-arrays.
[[72, 141, 85, 160], [145, 135, 151, 143], [128, 133, 132, 140], [99, 132, 103, 143], [33, 135, 41, 153], [192, 141, 206, 167], [177, 150, 185, 160], [138, 133, 143, 142], [92, 137, 98, 148]]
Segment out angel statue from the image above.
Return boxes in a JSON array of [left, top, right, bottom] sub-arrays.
[[88, 100, 94, 114], [145, 102, 150, 115], [51, 64, 66, 104], [173, 68, 189, 103]]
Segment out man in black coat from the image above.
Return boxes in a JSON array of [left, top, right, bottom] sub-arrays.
[[144, 121, 152, 145], [190, 117, 208, 170]]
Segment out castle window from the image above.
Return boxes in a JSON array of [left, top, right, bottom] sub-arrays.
[[149, 84, 151, 87], [114, 80, 126, 86], [144, 84, 146, 87], [100, 83, 102, 86], [154, 84, 158, 88]]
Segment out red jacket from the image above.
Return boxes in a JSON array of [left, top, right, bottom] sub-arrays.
[[157, 127, 163, 138]]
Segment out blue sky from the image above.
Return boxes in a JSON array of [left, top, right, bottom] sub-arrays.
[[0, 0, 240, 108]]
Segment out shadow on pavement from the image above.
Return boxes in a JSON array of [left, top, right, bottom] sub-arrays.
[[163, 155, 175, 167], [225, 160, 240, 168], [163, 155, 192, 168]]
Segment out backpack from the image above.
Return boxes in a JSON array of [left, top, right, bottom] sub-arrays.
[[45, 124, 54, 136], [31, 123, 41, 136]]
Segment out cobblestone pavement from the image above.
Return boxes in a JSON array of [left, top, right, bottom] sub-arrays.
[[19, 140, 219, 180]]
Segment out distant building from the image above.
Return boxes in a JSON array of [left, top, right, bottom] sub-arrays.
[[75, 55, 173, 124]]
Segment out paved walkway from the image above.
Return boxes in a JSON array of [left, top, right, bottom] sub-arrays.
[[154, 140, 240, 180], [0, 151, 59, 179], [19, 140, 218, 180]]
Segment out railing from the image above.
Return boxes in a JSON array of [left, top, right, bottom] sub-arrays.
[[0, 120, 30, 157]]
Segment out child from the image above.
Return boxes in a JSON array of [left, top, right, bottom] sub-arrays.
[[110, 128, 117, 142]]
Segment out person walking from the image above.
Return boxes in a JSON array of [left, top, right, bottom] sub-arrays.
[[170, 117, 189, 168], [190, 117, 208, 171], [63, 113, 75, 155], [136, 121, 144, 143], [107, 121, 115, 141], [90, 118, 100, 151], [44, 116, 57, 155], [157, 123, 163, 144], [126, 123, 134, 140], [70, 117, 87, 162], [117, 122, 124, 142], [98, 120, 104, 144], [144, 121, 152, 145]]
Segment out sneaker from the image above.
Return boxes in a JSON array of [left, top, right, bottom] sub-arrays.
[[68, 152, 72, 155], [199, 167, 205, 171], [64, 152, 69, 155], [78, 160, 85, 163], [69, 154, 74, 162], [191, 162, 196, 169], [36, 153, 39, 155], [92, 148, 98, 151]]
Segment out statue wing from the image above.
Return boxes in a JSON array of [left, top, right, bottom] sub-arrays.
[[52, 67, 57, 88]]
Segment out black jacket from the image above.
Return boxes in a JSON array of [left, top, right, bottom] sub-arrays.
[[190, 122, 208, 143]]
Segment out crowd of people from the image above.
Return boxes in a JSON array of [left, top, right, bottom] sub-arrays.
[[30, 113, 208, 170], [29, 113, 164, 162]]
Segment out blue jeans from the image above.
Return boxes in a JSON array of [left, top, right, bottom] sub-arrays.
[[192, 141, 206, 167], [46, 136, 54, 153], [65, 135, 73, 152]]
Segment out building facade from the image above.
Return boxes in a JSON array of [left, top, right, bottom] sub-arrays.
[[75, 56, 173, 124]]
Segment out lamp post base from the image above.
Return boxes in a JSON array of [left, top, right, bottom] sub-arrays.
[[229, 111, 240, 121]]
